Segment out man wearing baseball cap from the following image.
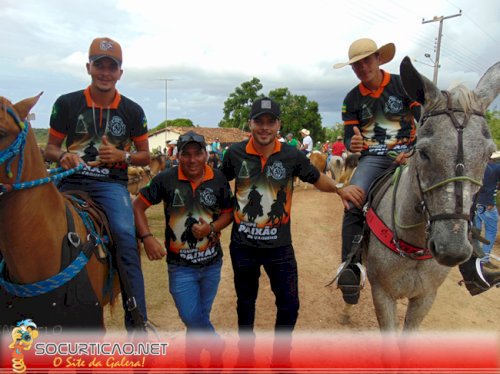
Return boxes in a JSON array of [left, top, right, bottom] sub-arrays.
[[221, 97, 364, 366], [332, 38, 422, 306], [45, 37, 151, 332], [134, 130, 233, 364]]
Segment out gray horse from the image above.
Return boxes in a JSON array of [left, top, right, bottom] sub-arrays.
[[350, 57, 499, 332]]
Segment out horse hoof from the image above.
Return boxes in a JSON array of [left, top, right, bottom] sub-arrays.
[[339, 313, 351, 325]]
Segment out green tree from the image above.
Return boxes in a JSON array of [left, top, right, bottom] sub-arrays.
[[324, 123, 344, 141], [269, 88, 323, 141], [219, 79, 324, 140], [169, 118, 194, 127], [486, 109, 500, 148], [219, 77, 263, 130], [150, 118, 194, 133]]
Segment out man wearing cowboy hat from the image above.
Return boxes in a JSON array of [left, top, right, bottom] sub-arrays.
[[299, 128, 313, 155], [333, 38, 422, 305]]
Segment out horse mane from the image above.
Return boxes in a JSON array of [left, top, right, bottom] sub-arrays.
[[448, 84, 478, 114]]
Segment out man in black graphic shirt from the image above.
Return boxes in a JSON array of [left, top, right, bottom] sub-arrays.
[[134, 131, 233, 351], [333, 38, 421, 306], [45, 37, 150, 331], [221, 97, 364, 365]]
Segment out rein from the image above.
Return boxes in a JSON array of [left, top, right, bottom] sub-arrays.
[[416, 91, 484, 223], [0, 104, 83, 195]]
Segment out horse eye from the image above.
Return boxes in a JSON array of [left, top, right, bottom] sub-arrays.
[[418, 149, 430, 162]]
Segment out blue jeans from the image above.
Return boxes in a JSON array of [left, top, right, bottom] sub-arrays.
[[230, 244, 299, 333], [168, 259, 222, 333], [474, 204, 498, 257], [342, 155, 396, 261], [59, 179, 147, 330]]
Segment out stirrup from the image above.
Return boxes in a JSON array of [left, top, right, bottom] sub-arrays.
[[336, 263, 366, 305], [144, 320, 161, 340], [335, 262, 366, 289]]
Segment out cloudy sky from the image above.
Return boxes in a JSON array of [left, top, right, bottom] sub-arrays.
[[1, 0, 499, 129]]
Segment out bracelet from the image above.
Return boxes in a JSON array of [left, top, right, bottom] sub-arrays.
[[58, 151, 68, 161], [140, 233, 154, 242], [208, 223, 217, 239]]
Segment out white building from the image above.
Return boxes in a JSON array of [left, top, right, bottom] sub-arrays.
[[147, 127, 250, 153]]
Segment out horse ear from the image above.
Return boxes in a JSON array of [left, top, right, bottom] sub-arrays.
[[13, 92, 43, 121], [400, 56, 442, 108], [474, 61, 500, 112]]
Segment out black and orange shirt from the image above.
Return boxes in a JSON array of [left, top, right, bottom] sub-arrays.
[[221, 138, 320, 248], [342, 71, 420, 156], [138, 165, 233, 267], [49, 87, 148, 184]]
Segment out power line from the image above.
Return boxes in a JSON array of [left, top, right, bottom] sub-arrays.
[[445, 0, 500, 48]]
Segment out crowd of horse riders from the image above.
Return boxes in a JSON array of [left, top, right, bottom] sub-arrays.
[[1, 34, 499, 370]]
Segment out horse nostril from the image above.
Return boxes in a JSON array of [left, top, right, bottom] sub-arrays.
[[428, 239, 436, 255]]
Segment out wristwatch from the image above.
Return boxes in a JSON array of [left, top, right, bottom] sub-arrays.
[[124, 152, 132, 165]]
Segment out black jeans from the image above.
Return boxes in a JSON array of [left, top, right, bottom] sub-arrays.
[[230, 244, 299, 333]]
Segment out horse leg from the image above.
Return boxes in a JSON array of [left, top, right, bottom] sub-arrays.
[[371, 284, 402, 367], [371, 284, 398, 331], [398, 292, 438, 367], [402, 292, 437, 332], [339, 302, 353, 325]]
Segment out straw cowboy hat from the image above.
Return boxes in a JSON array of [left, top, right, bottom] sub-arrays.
[[334, 38, 395, 69], [300, 128, 310, 136]]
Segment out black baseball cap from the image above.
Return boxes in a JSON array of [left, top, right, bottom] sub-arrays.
[[177, 131, 207, 152], [249, 97, 281, 120]]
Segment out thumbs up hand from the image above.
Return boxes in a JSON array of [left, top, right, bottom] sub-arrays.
[[98, 135, 121, 163], [191, 217, 210, 240], [349, 126, 364, 153]]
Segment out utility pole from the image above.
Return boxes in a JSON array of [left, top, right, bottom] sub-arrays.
[[156, 78, 175, 149], [422, 11, 462, 85]]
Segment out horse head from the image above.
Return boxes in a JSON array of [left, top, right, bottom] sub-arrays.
[[400, 57, 498, 266], [0, 94, 43, 186]]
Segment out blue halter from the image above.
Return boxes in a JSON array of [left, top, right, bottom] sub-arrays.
[[0, 104, 83, 195], [0, 106, 29, 183]]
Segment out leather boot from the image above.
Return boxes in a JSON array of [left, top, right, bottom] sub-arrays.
[[459, 256, 499, 296]]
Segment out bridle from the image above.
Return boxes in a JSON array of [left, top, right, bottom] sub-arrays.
[[0, 105, 29, 184], [0, 103, 82, 196], [415, 91, 485, 225]]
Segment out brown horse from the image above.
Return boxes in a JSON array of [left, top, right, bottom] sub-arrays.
[[127, 153, 168, 195], [301, 151, 328, 190], [337, 152, 360, 186], [0, 95, 115, 330]]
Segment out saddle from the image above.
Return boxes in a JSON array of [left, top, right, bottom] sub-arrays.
[[364, 165, 433, 260], [64, 190, 113, 261], [64, 191, 145, 330], [327, 167, 397, 289], [0, 192, 112, 330]]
